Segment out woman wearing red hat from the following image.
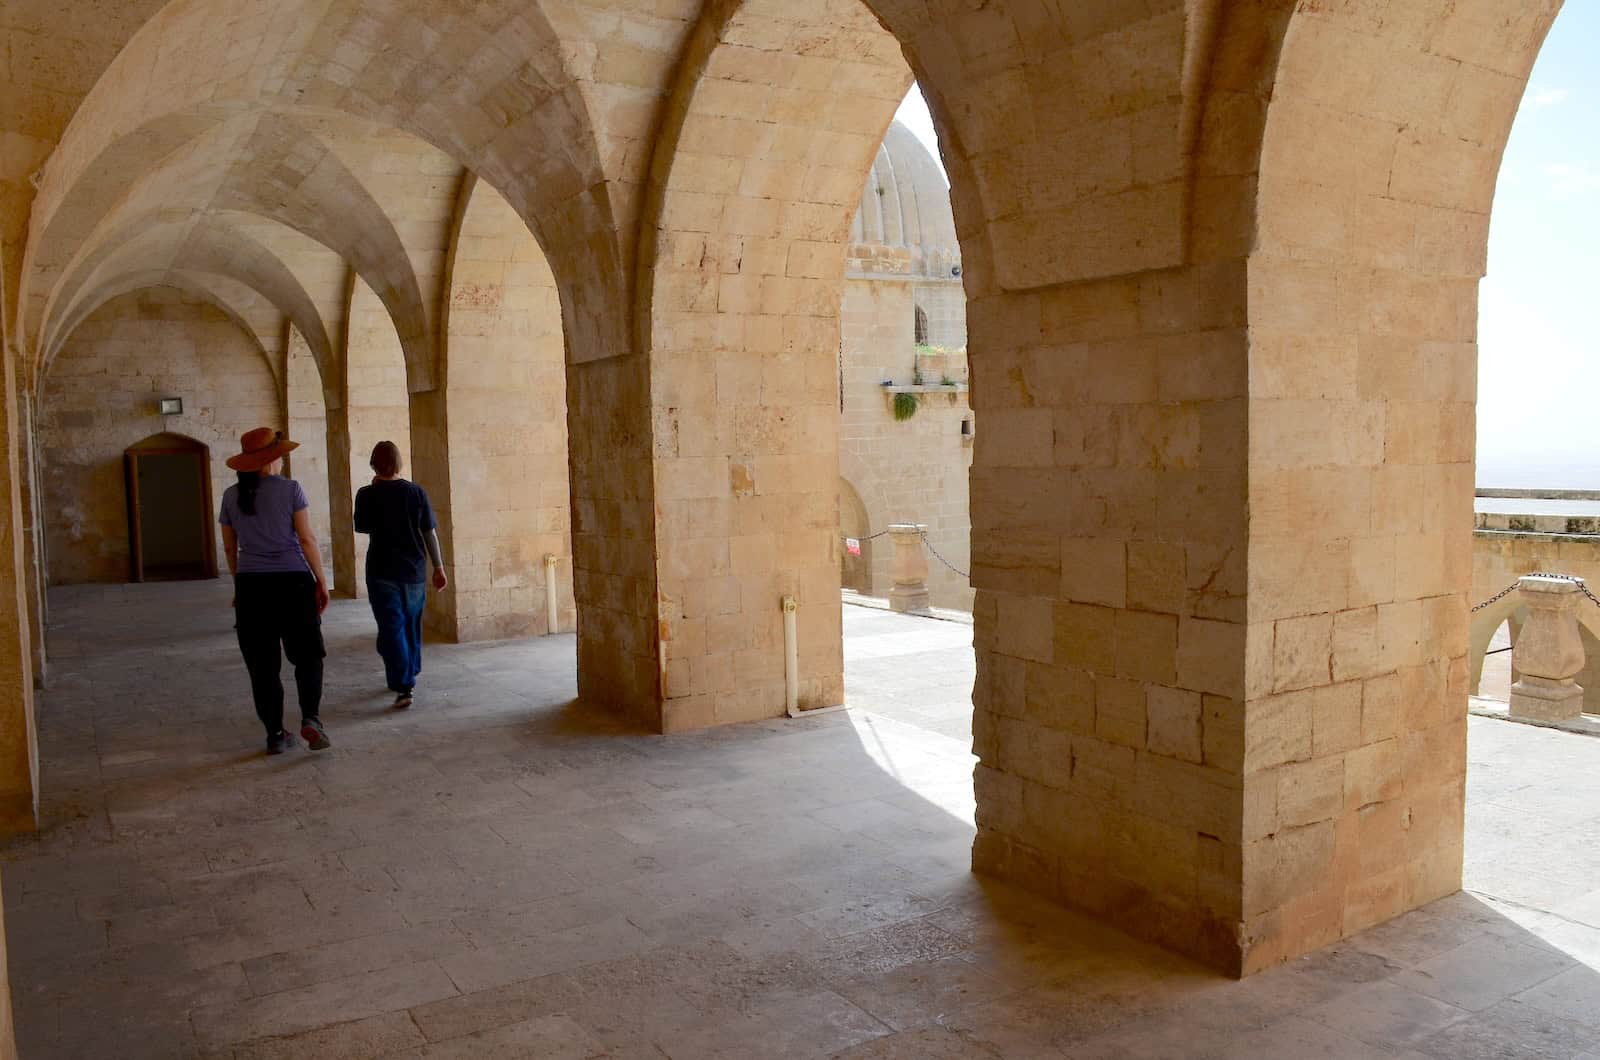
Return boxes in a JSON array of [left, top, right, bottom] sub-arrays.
[[218, 427, 333, 754]]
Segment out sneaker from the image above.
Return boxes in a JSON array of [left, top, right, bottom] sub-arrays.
[[266, 730, 297, 755], [300, 717, 331, 751], [393, 689, 413, 710]]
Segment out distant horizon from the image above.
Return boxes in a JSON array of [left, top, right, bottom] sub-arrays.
[[1475, 456, 1600, 492]]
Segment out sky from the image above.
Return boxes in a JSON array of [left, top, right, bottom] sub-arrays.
[[894, 88, 943, 181], [1477, 3, 1600, 488], [897, 11, 1598, 489]]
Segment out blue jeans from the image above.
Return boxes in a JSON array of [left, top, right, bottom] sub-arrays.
[[367, 578, 426, 692]]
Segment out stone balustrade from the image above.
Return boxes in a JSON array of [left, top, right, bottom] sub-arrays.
[[1507, 575, 1587, 722], [886, 523, 931, 614], [1471, 531, 1600, 715]]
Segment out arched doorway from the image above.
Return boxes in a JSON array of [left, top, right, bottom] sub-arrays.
[[124, 433, 215, 582], [840, 476, 873, 595]]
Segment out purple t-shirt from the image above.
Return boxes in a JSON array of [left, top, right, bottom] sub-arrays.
[[219, 476, 310, 574]]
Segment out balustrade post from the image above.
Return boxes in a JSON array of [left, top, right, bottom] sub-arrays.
[[887, 523, 931, 613], [1509, 574, 1587, 722]]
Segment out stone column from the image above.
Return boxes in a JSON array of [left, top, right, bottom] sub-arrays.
[[1509, 575, 1587, 722], [17, 392, 46, 688], [339, 277, 412, 600], [434, 179, 574, 643], [285, 329, 332, 578], [325, 406, 356, 598], [407, 387, 454, 641], [0, 349, 37, 833], [566, 353, 661, 727], [888, 524, 931, 613]]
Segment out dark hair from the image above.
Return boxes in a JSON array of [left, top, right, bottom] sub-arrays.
[[370, 440, 402, 478], [237, 471, 262, 516]]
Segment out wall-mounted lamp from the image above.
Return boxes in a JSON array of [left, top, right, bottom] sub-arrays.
[[158, 397, 183, 416]]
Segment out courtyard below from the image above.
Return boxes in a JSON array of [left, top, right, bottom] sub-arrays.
[[4, 584, 1599, 1057]]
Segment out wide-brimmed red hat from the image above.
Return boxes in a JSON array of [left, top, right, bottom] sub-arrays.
[[225, 428, 299, 472]]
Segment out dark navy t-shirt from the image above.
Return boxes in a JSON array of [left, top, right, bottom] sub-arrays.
[[354, 479, 437, 584]]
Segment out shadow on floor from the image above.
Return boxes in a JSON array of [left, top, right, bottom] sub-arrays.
[[3, 581, 1599, 1058]]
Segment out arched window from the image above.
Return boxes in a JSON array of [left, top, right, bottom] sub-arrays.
[[913, 305, 929, 346]]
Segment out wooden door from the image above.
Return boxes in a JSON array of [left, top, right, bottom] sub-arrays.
[[125, 438, 216, 581]]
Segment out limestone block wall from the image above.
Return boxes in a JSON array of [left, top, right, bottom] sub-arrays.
[[335, 277, 413, 597], [1470, 530, 1600, 714], [284, 327, 332, 575], [1216, 0, 1552, 970], [1235, 250, 1475, 972], [968, 266, 1252, 975], [0, 871, 13, 1060], [912, 279, 966, 350], [38, 288, 280, 584], [839, 270, 972, 611], [437, 180, 574, 642]]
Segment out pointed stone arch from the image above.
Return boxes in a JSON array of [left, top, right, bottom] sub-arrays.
[[838, 474, 874, 596], [38, 285, 281, 591], [31, 113, 443, 395], [424, 173, 574, 641], [20, 0, 626, 377], [43, 269, 282, 388], [38, 215, 340, 404], [627, 0, 914, 731]]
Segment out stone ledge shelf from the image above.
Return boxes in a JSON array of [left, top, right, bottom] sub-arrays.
[[880, 384, 968, 395]]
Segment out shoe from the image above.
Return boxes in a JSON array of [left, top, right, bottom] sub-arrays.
[[266, 730, 297, 755], [300, 717, 331, 751], [393, 689, 413, 710]]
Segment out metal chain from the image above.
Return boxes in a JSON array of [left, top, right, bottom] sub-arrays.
[[844, 528, 970, 579], [919, 530, 970, 580], [1470, 572, 1600, 612], [1470, 580, 1524, 613]]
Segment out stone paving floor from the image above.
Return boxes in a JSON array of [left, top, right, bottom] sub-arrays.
[[841, 606, 974, 746], [4, 583, 1600, 1058]]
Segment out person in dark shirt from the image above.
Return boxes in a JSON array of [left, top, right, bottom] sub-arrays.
[[353, 441, 447, 708]]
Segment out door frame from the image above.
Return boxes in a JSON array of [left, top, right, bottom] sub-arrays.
[[124, 434, 217, 582]]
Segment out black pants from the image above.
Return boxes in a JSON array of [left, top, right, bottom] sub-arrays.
[[234, 572, 325, 737]]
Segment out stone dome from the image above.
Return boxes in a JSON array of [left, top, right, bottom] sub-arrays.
[[850, 121, 959, 256]]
